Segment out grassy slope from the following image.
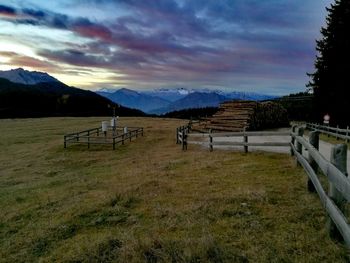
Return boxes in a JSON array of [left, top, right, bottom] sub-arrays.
[[0, 117, 348, 262]]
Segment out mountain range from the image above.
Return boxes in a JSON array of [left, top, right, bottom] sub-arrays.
[[0, 68, 145, 118], [0, 68, 278, 117], [97, 88, 277, 114], [97, 88, 170, 113]]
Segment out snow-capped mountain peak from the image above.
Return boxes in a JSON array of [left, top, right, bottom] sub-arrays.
[[0, 68, 60, 85]]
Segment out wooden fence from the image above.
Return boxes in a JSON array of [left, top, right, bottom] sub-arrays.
[[291, 126, 350, 246], [176, 125, 191, 150], [176, 127, 290, 152], [176, 124, 350, 246], [64, 126, 143, 150], [307, 123, 350, 142]]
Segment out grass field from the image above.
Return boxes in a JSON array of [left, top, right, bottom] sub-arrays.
[[0, 117, 348, 262]]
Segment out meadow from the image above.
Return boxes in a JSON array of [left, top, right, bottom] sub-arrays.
[[0, 117, 348, 262]]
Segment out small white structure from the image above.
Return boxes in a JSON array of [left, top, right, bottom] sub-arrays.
[[123, 127, 128, 134], [110, 116, 119, 128], [102, 121, 109, 133]]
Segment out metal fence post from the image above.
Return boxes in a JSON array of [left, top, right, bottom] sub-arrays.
[[243, 129, 248, 153], [327, 144, 348, 242]]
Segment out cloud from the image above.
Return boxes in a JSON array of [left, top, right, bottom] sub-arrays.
[[0, 5, 16, 17], [0, 0, 333, 93], [0, 51, 58, 71]]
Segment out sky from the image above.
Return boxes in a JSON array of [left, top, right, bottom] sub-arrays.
[[0, 0, 333, 94]]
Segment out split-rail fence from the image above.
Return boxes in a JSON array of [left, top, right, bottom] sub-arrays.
[[176, 124, 350, 247], [307, 123, 350, 142]]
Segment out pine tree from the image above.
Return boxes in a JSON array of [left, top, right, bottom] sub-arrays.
[[307, 0, 350, 126]]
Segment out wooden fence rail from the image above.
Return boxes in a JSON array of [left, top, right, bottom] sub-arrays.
[[291, 128, 350, 246], [307, 123, 350, 142], [176, 127, 290, 152], [176, 124, 350, 246], [64, 126, 143, 150]]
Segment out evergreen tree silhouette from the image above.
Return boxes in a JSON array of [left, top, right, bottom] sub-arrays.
[[307, 0, 350, 126]]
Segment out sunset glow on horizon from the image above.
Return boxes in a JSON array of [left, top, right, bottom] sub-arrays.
[[0, 0, 332, 94]]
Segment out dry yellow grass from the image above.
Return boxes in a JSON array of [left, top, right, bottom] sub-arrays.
[[0, 117, 348, 262]]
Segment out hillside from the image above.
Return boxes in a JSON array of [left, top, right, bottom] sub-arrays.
[[0, 78, 145, 118]]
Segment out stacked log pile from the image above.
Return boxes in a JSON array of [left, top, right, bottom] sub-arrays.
[[191, 100, 289, 132]]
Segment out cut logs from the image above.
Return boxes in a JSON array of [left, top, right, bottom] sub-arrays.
[[191, 100, 289, 132]]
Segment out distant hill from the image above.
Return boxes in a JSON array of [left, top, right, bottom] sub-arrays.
[[97, 88, 170, 113], [150, 92, 229, 114], [0, 78, 145, 118], [0, 68, 61, 85]]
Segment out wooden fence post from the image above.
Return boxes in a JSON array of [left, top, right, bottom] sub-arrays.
[[290, 125, 297, 156], [113, 137, 116, 150], [182, 128, 187, 151], [308, 131, 319, 192], [296, 127, 304, 153], [346, 126, 349, 143], [327, 144, 348, 241], [336, 125, 339, 140], [209, 129, 213, 152], [87, 131, 90, 149], [122, 134, 125, 145], [243, 130, 248, 153], [296, 127, 304, 166], [327, 125, 330, 137], [64, 136, 67, 149], [176, 127, 179, 144]]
